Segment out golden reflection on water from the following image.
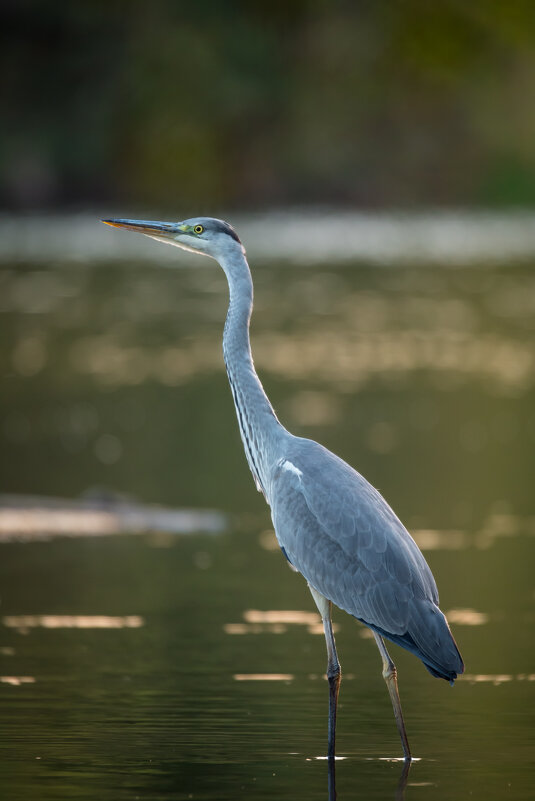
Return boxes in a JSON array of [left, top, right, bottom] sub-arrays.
[[2, 615, 144, 632], [224, 608, 340, 636], [244, 609, 320, 625], [412, 529, 466, 550], [0, 497, 225, 541], [233, 673, 294, 681], [403, 512, 534, 552], [0, 676, 35, 686], [65, 328, 535, 395], [463, 674, 535, 685], [258, 529, 279, 551], [224, 623, 289, 635], [475, 512, 535, 549], [445, 608, 489, 625]]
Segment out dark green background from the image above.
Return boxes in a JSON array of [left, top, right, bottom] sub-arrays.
[[2, 1, 535, 211]]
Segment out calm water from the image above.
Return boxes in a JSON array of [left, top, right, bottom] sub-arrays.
[[0, 256, 534, 799]]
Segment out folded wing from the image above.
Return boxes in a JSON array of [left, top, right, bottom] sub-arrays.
[[269, 438, 464, 681]]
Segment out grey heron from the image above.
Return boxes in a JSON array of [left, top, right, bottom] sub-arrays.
[[102, 216, 464, 761]]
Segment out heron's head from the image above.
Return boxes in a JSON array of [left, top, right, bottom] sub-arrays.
[[101, 216, 244, 261]]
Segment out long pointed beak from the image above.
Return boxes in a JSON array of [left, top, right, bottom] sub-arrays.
[[101, 218, 182, 238]]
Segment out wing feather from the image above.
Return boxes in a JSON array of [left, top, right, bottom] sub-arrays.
[[269, 437, 439, 634]]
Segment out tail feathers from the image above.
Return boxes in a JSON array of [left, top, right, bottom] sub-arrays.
[[409, 599, 464, 680], [363, 600, 464, 683]]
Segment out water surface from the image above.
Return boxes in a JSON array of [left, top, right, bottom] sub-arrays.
[[0, 256, 534, 799]]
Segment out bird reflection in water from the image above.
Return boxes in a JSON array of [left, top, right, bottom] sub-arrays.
[[323, 755, 412, 801]]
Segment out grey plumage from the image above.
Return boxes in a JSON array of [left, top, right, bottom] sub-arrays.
[[270, 437, 463, 682], [102, 214, 464, 760]]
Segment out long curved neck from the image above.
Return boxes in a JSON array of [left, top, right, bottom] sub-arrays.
[[219, 249, 285, 496]]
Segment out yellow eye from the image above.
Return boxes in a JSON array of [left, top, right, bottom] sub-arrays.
[[193, 224, 204, 235]]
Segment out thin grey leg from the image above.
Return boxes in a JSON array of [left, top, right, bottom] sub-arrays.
[[324, 606, 341, 760], [309, 585, 341, 760], [372, 631, 412, 761]]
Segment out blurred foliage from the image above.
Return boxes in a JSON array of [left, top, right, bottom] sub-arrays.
[[2, 0, 535, 210]]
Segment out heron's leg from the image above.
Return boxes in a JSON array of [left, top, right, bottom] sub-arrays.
[[372, 631, 412, 761], [308, 585, 341, 760]]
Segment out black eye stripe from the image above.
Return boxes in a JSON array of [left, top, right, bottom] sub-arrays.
[[187, 220, 242, 243], [210, 221, 241, 243]]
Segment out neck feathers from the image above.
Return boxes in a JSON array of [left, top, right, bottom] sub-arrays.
[[219, 250, 284, 495]]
